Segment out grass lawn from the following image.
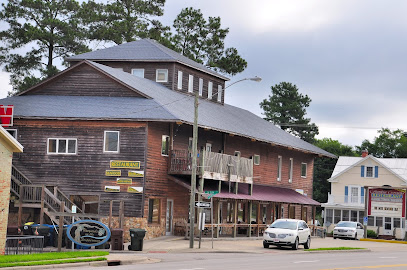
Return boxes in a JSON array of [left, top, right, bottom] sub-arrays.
[[0, 251, 109, 268], [305, 247, 366, 251]]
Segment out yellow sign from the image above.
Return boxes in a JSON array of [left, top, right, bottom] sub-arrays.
[[104, 186, 120, 192], [127, 186, 143, 193], [110, 160, 140, 169], [117, 178, 132, 184], [128, 170, 144, 177], [105, 170, 121, 177]]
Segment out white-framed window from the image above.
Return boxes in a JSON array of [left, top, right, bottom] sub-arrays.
[[288, 158, 293, 183], [217, 85, 222, 102], [345, 185, 363, 204], [104, 131, 120, 153], [47, 138, 77, 155], [350, 186, 359, 203], [205, 143, 212, 152], [366, 166, 374, 178], [253, 154, 260, 165], [161, 135, 170, 156], [188, 137, 193, 150], [301, 163, 307, 178], [131, 69, 144, 78], [5, 129, 17, 139], [156, 69, 168, 82], [277, 155, 282, 181], [188, 74, 194, 93], [177, 70, 183, 90], [208, 81, 213, 99], [199, 78, 203, 96]]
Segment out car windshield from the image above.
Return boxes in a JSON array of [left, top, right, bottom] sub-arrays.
[[336, 222, 356, 228], [270, 220, 297, 230]]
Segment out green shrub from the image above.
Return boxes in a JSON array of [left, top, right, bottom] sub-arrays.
[[367, 230, 377, 238]]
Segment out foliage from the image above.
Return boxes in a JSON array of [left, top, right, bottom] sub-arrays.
[[367, 230, 377, 238], [0, 0, 90, 95], [0, 251, 109, 263], [0, 258, 106, 268], [170, 7, 247, 76], [80, 0, 166, 45], [313, 138, 357, 204], [260, 82, 319, 143], [356, 128, 407, 158]]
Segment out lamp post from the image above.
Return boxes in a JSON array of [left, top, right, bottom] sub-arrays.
[[189, 76, 262, 249]]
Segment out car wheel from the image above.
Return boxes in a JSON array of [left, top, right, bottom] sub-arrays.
[[333, 236, 336, 239], [354, 233, 358, 240], [263, 242, 269, 249], [304, 236, 311, 249], [292, 237, 299, 250]]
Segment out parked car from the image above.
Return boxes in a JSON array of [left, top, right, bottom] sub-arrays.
[[263, 219, 311, 250], [333, 221, 364, 240]]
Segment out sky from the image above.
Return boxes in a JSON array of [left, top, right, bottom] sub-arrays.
[[1, 0, 407, 147]]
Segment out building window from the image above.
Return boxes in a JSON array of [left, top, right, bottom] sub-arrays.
[[188, 74, 194, 93], [301, 163, 307, 178], [156, 69, 168, 82], [104, 131, 119, 153], [334, 209, 341, 223], [253, 155, 260, 165], [177, 70, 183, 90], [208, 81, 213, 99], [277, 156, 282, 181], [342, 210, 349, 221], [326, 209, 333, 224], [5, 129, 17, 139], [234, 151, 241, 157], [217, 85, 222, 102], [47, 138, 77, 155], [368, 216, 375, 226], [394, 218, 401, 228], [199, 78, 203, 96], [131, 69, 144, 78], [366, 166, 373, 177], [361, 165, 378, 177], [205, 143, 212, 152], [350, 187, 359, 203], [148, 198, 160, 223], [351, 210, 358, 222], [376, 216, 383, 227], [358, 211, 364, 224], [227, 202, 234, 223], [161, 135, 169, 156], [288, 158, 293, 183]]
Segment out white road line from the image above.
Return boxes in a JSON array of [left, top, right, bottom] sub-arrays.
[[379, 257, 398, 259], [293, 260, 320, 264]]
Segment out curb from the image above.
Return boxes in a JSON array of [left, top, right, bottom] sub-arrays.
[[360, 238, 407, 244], [303, 249, 371, 254], [6, 260, 108, 270]]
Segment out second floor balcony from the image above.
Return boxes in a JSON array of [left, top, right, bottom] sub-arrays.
[[327, 193, 365, 206], [169, 149, 253, 184]]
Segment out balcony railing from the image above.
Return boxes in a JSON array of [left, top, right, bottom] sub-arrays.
[[327, 193, 365, 205], [169, 149, 253, 184]]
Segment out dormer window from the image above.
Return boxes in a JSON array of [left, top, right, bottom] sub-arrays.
[[132, 69, 144, 78], [366, 166, 373, 177], [208, 81, 213, 99], [177, 71, 183, 90], [199, 78, 203, 96], [156, 69, 168, 82], [217, 85, 222, 102], [361, 165, 378, 178], [188, 75, 194, 93]]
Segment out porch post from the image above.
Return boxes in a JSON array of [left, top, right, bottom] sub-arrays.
[[248, 201, 252, 237], [233, 201, 238, 238], [313, 206, 316, 236], [40, 185, 45, 225]]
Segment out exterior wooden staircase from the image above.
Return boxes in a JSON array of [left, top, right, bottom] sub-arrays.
[[10, 165, 88, 226]]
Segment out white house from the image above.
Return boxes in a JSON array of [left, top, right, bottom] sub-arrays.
[[322, 151, 407, 239]]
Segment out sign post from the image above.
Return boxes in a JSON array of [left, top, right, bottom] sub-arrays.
[[204, 191, 218, 249], [71, 206, 77, 251]]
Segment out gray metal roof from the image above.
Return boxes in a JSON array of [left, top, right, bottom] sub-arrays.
[[0, 61, 335, 158], [0, 95, 178, 121], [66, 39, 229, 81]]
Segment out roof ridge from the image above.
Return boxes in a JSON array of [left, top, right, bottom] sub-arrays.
[[143, 39, 177, 60]]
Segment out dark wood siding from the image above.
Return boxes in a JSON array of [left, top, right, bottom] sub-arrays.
[[26, 65, 144, 97], [12, 119, 147, 217]]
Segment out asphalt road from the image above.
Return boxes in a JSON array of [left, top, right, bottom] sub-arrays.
[[56, 250, 407, 270]]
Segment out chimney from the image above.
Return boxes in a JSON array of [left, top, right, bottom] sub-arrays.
[[362, 150, 368, 158]]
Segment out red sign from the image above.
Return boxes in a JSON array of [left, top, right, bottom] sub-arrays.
[[368, 188, 405, 218], [0, 105, 13, 127]]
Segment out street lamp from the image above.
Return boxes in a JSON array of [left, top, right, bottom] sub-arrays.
[[189, 76, 262, 249]]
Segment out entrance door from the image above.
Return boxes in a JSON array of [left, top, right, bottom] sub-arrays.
[[166, 199, 173, 235], [384, 217, 392, 235]]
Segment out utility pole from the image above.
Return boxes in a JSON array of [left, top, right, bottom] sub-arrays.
[[189, 92, 199, 248]]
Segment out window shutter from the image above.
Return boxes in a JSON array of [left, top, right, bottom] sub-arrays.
[[345, 186, 348, 203], [361, 165, 365, 177], [361, 187, 364, 204], [375, 166, 379, 178]]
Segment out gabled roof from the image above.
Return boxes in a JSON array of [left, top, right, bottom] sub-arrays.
[[329, 155, 407, 183], [0, 126, 23, 153], [66, 39, 229, 81], [0, 61, 335, 158]]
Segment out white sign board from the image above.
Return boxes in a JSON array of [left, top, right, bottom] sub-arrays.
[[195, 201, 211, 208]]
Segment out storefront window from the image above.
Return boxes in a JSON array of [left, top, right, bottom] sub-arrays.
[[368, 216, 375, 226], [376, 217, 383, 227], [394, 218, 401, 228], [148, 198, 160, 223]]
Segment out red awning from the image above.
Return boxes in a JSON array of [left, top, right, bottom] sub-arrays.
[[169, 176, 320, 206]]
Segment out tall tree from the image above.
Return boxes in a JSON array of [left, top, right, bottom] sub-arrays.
[[81, 0, 166, 45], [0, 0, 89, 95], [356, 128, 407, 158], [313, 138, 357, 204], [171, 7, 247, 76], [260, 82, 319, 143]]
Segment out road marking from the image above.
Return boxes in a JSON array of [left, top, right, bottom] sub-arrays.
[[379, 257, 397, 259], [293, 260, 319, 263], [321, 263, 407, 269]]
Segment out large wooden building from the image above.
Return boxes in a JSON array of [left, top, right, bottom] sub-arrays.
[[1, 39, 335, 240]]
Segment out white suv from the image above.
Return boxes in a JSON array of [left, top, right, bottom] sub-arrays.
[[263, 219, 311, 250]]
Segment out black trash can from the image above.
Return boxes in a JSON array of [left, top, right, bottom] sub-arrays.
[[22, 222, 34, 235], [128, 228, 146, 251], [33, 225, 53, 247], [111, 229, 124, 250]]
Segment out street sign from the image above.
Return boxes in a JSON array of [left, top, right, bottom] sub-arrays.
[[205, 190, 219, 199], [363, 216, 368, 225], [195, 201, 211, 208]]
